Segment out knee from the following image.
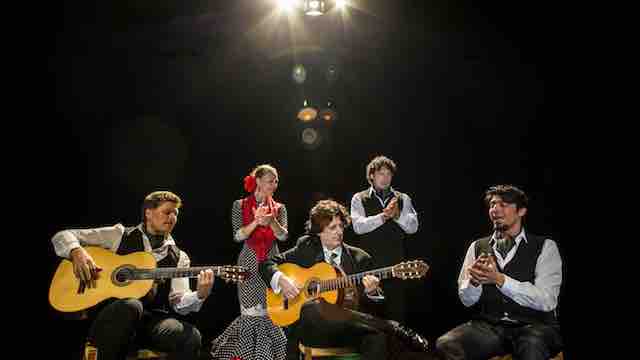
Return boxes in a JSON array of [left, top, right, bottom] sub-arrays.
[[515, 332, 548, 353], [435, 333, 463, 359], [112, 298, 144, 321], [182, 326, 202, 352], [435, 333, 456, 350]]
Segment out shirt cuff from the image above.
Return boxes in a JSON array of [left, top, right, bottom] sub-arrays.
[[271, 271, 283, 294], [366, 288, 385, 302], [175, 291, 205, 310], [498, 274, 516, 297], [461, 279, 483, 294]]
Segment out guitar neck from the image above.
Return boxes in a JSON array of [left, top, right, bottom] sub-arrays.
[[319, 266, 394, 293], [133, 266, 223, 280]]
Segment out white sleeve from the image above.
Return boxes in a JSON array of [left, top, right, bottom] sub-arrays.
[[394, 193, 419, 234], [171, 251, 205, 314], [51, 224, 125, 258], [499, 239, 562, 312], [350, 193, 385, 234], [458, 241, 483, 307]]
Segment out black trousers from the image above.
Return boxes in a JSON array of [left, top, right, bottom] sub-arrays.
[[285, 298, 388, 360], [436, 319, 563, 360], [88, 298, 202, 360], [380, 280, 407, 324]]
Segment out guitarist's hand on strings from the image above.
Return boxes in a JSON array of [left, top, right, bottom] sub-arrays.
[[279, 275, 299, 300], [196, 269, 215, 300], [70, 247, 102, 293], [362, 275, 381, 295]]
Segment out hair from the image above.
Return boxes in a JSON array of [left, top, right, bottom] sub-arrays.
[[251, 164, 278, 180], [484, 185, 528, 210], [366, 155, 397, 185], [141, 191, 182, 222], [306, 199, 351, 234]]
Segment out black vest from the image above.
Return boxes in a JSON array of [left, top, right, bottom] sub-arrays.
[[117, 227, 181, 313], [356, 189, 406, 266], [472, 233, 558, 325]]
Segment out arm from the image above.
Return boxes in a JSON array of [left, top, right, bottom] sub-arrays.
[[259, 241, 307, 294], [232, 200, 258, 242], [171, 251, 212, 315], [394, 193, 419, 234], [51, 224, 126, 259], [350, 193, 386, 235], [458, 241, 483, 307], [270, 205, 288, 241], [358, 255, 385, 305], [498, 239, 562, 312]]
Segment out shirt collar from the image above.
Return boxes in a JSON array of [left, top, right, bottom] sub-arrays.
[[490, 227, 527, 246], [135, 223, 176, 250], [322, 244, 343, 258]]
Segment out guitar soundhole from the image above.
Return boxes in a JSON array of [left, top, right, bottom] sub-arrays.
[[112, 266, 135, 286], [306, 280, 319, 297]]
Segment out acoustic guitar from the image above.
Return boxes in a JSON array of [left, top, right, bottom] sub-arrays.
[[49, 246, 248, 312], [266, 259, 429, 326]]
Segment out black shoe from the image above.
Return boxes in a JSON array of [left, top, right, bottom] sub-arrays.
[[392, 324, 430, 353]]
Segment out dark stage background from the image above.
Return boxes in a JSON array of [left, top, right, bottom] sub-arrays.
[[40, 1, 575, 358]]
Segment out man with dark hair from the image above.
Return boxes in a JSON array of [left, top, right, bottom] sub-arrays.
[[436, 185, 563, 360], [260, 199, 430, 360], [52, 191, 214, 360], [350, 155, 419, 324]]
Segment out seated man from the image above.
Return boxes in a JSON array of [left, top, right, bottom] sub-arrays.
[[260, 199, 431, 360], [51, 191, 214, 360], [436, 185, 563, 360]]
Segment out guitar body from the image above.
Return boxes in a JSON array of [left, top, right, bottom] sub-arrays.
[[266, 262, 345, 327], [49, 247, 156, 312]]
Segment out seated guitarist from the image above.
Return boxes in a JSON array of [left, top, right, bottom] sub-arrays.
[[260, 199, 432, 360], [51, 191, 213, 360]]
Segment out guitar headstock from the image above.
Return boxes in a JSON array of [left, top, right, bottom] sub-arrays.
[[391, 260, 430, 280], [219, 265, 249, 283]]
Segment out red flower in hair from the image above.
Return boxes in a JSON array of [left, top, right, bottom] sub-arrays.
[[243, 175, 257, 193]]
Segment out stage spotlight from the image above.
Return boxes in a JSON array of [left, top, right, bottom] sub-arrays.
[[325, 64, 339, 84], [277, 0, 296, 12], [300, 127, 323, 150], [297, 100, 318, 122], [303, 0, 326, 16], [292, 64, 307, 84], [319, 101, 338, 122]]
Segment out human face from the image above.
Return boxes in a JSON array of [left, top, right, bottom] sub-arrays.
[[145, 201, 179, 235], [488, 195, 526, 236], [370, 167, 393, 191], [256, 172, 279, 199], [318, 216, 344, 250]]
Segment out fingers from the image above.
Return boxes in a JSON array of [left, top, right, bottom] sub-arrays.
[[169, 292, 184, 305]]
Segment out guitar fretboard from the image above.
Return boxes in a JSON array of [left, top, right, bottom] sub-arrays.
[[318, 266, 394, 292], [133, 267, 223, 280]]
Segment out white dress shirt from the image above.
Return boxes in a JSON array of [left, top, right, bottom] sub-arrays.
[[457, 229, 562, 313], [51, 223, 205, 315], [351, 187, 419, 235]]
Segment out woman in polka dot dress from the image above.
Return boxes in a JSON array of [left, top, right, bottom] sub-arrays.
[[210, 164, 288, 360]]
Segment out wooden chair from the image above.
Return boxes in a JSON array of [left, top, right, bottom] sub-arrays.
[[298, 343, 361, 360], [84, 341, 168, 360], [489, 352, 563, 360]]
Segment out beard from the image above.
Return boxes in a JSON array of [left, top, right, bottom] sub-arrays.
[[492, 220, 509, 235]]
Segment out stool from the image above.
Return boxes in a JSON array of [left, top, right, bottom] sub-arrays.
[[84, 341, 168, 360], [298, 343, 360, 360], [490, 352, 563, 360]]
